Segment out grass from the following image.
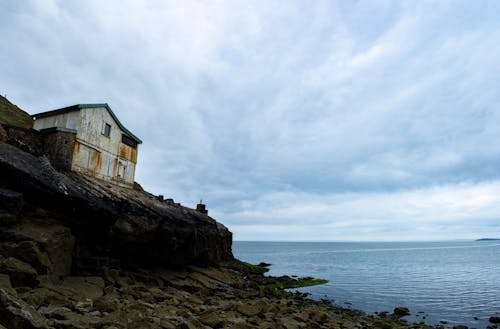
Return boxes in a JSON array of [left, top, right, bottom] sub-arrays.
[[241, 261, 270, 274], [289, 277, 328, 288], [0, 95, 33, 129]]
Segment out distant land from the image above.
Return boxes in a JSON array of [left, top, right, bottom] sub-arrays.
[[476, 238, 500, 241]]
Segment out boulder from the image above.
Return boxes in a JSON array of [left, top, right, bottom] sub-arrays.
[[0, 288, 48, 329], [490, 316, 500, 324], [0, 188, 23, 225], [0, 241, 51, 274], [0, 257, 38, 287], [0, 188, 23, 214], [393, 307, 410, 317], [1, 221, 75, 276]]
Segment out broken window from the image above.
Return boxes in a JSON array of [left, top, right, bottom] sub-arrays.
[[121, 134, 137, 148], [103, 123, 111, 137]]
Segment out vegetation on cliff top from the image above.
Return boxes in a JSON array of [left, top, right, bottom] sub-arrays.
[[0, 95, 33, 129]]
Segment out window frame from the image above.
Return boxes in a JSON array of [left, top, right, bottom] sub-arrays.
[[102, 123, 111, 138]]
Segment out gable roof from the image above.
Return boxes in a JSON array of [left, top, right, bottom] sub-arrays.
[[32, 103, 142, 144]]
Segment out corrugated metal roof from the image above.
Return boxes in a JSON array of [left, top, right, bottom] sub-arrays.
[[32, 104, 142, 144]]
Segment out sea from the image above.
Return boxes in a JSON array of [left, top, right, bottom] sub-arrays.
[[233, 240, 500, 328]]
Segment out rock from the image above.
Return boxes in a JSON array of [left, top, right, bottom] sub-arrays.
[[0, 188, 23, 225], [0, 125, 7, 142], [0, 141, 233, 268], [279, 317, 307, 329], [0, 241, 51, 274], [178, 318, 205, 329], [38, 306, 73, 320], [453, 326, 469, 329], [490, 317, 500, 323], [0, 257, 38, 287], [0, 274, 15, 295], [237, 302, 262, 316], [393, 306, 410, 317], [1, 221, 75, 276], [93, 295, 121, 312], [0, 288, 49, 328], [74, 298, 94, 313], [199, 311, 223, 327], [60, 276, 105, 300]]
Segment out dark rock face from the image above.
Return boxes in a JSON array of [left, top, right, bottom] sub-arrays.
[[0, 141, 233, 269]]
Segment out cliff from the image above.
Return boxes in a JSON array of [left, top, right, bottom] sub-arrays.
[[0, 141, 233, 269]]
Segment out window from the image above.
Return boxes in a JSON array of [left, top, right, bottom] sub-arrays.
[[103, 123, 111, 137], [121, 134, 137, 148]]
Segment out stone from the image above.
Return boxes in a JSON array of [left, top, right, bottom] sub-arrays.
[[199, 311, 223, 327], [279, 317, 307, 329], [453, 326, 469, 329], [0, 274, 15, 295], [393, 306, 410, 317], [93, 295, 121, 312], [0, 188, 23, 215], [2, 221, 75, 276], [0, 257, 38, 287], [61, 276, 105, 300], [0, 125, 7, 142], [0, 288, 49, 328], [0, 241, 51, 274], [237, 302, 262, 316], [74, 298, 93, 313], [490, 317, 500, 323], [38, 306, 73, 320]]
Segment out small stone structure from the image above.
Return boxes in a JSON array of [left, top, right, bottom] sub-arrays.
[[196, 202, 208, 215], [32, 104, 142, 188]]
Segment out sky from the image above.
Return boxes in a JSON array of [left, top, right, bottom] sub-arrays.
[[1, 0, 500, 241]]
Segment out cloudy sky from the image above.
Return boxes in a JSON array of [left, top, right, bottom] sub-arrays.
[[2, 0, 500, 241]]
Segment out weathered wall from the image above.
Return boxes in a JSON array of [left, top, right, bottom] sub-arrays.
[[33, 111, 79, 131], [73, 107, 137, 186], [42, 130, 77, 171]]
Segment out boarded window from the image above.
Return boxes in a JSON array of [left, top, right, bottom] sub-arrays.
[[103, 123, 111, 137], [121, 134, 137, 148]]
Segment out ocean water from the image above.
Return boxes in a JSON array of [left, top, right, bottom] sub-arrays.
[[233, 241, 500, 328]]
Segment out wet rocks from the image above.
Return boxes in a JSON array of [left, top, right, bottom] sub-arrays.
[[393, 306, 410, 317], [0, 257, 38, 288], [0, 289, 49, 329], [490, 316, 500, 323]]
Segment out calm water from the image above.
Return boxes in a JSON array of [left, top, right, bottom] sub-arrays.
[[233, 241, 500, 328]]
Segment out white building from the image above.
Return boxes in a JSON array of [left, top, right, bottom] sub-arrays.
[[32, 104, 142, 188]]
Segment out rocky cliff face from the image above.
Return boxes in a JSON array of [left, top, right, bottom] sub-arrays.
[[0, 141, 233, 270]]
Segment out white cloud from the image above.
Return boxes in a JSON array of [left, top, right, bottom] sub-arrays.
[[221, 180, 500, 241], [2, 1, 500, 240]]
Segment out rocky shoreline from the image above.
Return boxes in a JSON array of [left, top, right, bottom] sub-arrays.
[[0, 256, 442, 329]]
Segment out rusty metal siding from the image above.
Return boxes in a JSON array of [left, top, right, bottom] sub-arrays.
[[72, 108, 138, 186], [33, 111, 79, 131]]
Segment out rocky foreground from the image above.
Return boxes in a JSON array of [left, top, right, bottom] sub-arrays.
[[1, 256, 440, 329]]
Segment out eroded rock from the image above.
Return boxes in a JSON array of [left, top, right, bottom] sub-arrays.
[[0, 288, 48, 329]]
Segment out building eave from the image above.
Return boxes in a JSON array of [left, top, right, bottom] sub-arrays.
[[32, 103, 142, 144]]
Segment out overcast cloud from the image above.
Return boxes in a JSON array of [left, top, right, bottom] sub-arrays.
[[2, 0, 500, 240]]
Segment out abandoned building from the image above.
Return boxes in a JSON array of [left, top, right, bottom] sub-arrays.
[[32, 104, 142, 188]]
